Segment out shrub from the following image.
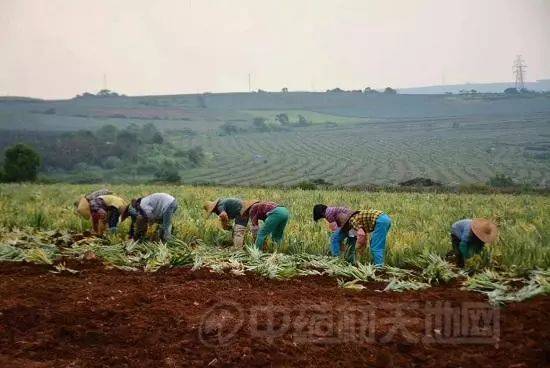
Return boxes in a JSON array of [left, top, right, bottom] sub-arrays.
[[252, 117, 269, 131], [96, 124, 119, 142], [311, 178, 332, 186], [295, 115, 312, 127], [487, 174, 514, 188], [275, 113, 290, 125], [154, 161, 181, 183], [155, 168, 181, 183], [294, 181, 317, 190], [3, 143, 41, 182], [504, 87, 519, 95], [151, 132, 164, 144], [219, 122, 240, 135], [186, 146, 205, 166], [103, 156, 122, 169]]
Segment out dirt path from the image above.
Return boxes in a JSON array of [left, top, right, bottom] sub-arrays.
[[0, 261, 548, 368]]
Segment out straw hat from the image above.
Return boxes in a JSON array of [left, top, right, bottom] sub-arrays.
[[203, 199, 220, 218], [76, 197, 91, 219], [240, 199, 259, 215], [471, 218, 499, 244]]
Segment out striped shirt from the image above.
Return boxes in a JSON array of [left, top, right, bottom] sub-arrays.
[[349, 209, 383, 233]]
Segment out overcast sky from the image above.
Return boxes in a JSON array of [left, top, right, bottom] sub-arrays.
[[1, 0, 549, 99]]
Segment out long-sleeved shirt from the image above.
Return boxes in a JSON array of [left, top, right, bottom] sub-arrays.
[[451, 219, 484, 260], [217, 198, 243, 219], [139, 193, 176, 220], [451, 219, 473, 242], [89, 195, 126, 233], [249, 201, 279, 228], [89, 195, 126, 215], [349, 209, 383, 233], [325, 207, 354, 227]]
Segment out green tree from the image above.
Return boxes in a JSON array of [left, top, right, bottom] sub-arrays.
[[186, 146, 205, 166], [384, 87, 397, 95], [364, 87, 379, 95], [275, 113, 290, 125], [154, 161, 181, 183], [3, 143, 41, 182], [252, 117, 269, 131], [296, 115, 311, 126], [504, 87, 519, 95], [96, 124, 119, 142], [219, 122, 239, 135]]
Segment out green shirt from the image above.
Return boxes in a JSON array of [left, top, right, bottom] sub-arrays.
[[459, 241, 484, 260], [217, 198, 243, 219]]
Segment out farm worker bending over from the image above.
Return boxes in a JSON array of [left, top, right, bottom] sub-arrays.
[[451, 218, 498, 268], [203, 198, 259, 248], [337, 209, 392, 266], [313, 204, 356, 263], [249, 201, 290, 250], [75, 188, 113, 220], [124, 193, 178, 242], [89, 195, 127, 235]]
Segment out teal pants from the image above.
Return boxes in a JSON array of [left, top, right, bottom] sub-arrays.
[[255, 207, 289, 250]]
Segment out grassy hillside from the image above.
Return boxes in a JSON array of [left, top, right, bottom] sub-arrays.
[[0, 91, 549, 186]]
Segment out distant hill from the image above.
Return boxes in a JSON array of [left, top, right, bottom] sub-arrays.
[[398, 79, 550, 94], [0, 90, 549, 187]]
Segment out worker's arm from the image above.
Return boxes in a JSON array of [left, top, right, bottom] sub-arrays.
[[356, 228, 367, 247], [129, 216, 136, 239], [135, 216, 148, 241], [218, 211, 231, 230], [91, 209, 106, 234], [327, 221, 338, 232], [249, 206, 259, 237]]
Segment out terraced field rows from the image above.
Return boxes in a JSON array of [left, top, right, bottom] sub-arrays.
[[178, 118, 550, 186]]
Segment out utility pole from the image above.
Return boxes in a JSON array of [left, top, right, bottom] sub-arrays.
[[248, 73, 252, 92], [513, 55, 526, 91], [102, 73, 108, 91]]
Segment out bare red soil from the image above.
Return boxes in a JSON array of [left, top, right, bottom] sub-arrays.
[[0, 261, 548, 368]]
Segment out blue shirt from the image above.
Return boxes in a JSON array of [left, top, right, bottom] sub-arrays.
[[451, 219, 473, 243], [140, 193, 176, 220], [451, 219, 484, 260]]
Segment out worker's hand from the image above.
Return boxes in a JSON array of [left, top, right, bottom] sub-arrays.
[[328, 222, 338, 232], [219, 212, 231, 230]]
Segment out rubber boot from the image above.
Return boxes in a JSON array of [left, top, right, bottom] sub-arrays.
[[233, 224, 246, 248]]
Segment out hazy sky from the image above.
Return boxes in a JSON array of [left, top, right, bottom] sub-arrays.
[[1, 0, 549, 98]]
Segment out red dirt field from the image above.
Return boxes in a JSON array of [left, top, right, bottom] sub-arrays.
[[0, 261, 549, 368]]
